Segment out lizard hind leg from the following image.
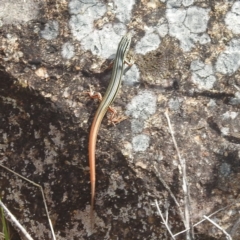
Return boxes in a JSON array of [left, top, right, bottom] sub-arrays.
[[107, 106, 128, 125], [84, 85, 103, 102]]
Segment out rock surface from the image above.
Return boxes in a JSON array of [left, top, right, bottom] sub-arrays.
[[0, 0, 240, 239]]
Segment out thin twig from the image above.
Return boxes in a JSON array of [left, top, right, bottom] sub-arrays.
[[173, 202, 237, 237], [155, 199, 176, 240], [165, 202, 169, 225], [0, 164, 56, 240], [164, 109, 192, 239], [153, 165, 185, 225], [230, 216, 240, 237], [203, 215, 232, 240], [0, 200, 33, 240]]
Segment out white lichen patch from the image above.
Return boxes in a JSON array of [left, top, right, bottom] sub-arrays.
[[124, 90, 156, 155], [0, 0, 39, 25], [182, 0, 194, 7], [68, 208, 105, 237], [68, 0, 135, 59], [167, 0, 194, 8], [113, 0, 135, 23], [221, 127, 229, 136], [61, 42, 75, 59], [190, 59, 216, 90], [113, 205, 133, 223], [225, 1, 240, 34], [68, 0, 106, 39], [167, 0, 182, 8], [81, 24, 128, 58], [185, 7, 210, 33], [134, 17, 169, 55], [132, 134, 150, 152], [49, 124, 64, 149], [126, 91, 157, 120], [122, 64, 140, 86], [222, 111, 238, 120], [156, 19, 169, 38], [31, 222, 50, 240], [166, 5, 210, 51], [229, 91, 240, 105], [130, 119, 144, 134], [107, 173, 128, 197], [168, 98, 182, 111], [40, 20, 59, 40], [135, 32, 161, 54], [6, 179, 25, 208], [215, 38, 240, 75]]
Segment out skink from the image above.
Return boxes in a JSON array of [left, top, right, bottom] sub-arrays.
[[88, 33, 132, 229]]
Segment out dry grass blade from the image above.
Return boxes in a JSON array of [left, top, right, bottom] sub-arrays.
[[173, 202, 237, 237], [1, 202, 10, 240], [155, 200, 175, 240], [164, 109, 192, 239], [203, 215, 232, 240], [230, 217, 240, 238], [0, 200, 33, 240], [0, 164, 56, 240], [153, 165, 185, 224]]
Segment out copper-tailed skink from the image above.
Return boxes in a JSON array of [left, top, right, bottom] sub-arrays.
[[88, 33, 132, 229]]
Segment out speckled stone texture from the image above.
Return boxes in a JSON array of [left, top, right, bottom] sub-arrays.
[[1, 0, 240, 239]]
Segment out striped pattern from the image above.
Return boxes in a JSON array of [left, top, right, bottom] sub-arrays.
[[88, 33, 132, 230]]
